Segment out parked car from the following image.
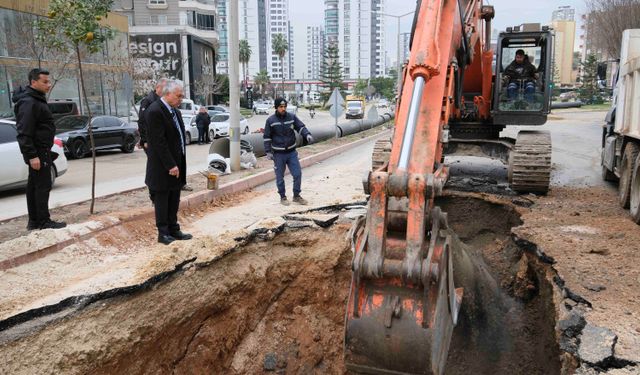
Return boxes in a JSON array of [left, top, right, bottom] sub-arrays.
[[0, 119, 68, 192], [205, 105, 228, 113], [54, 115, 140, 159], [178, 99, 199, 117], [48, 99, 79, 120], [208, 113, 250, 139], [182, 114, 198, 144], [253, 101, 271, 115]]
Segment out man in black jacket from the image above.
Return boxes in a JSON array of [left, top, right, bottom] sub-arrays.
[[503, 49, 538, 102], [144, 79, 192, 245], [263, 97, 314, 206], [195, 106, 210, 145], [13, 68, 66, 230], [138, 77, 168, 150]]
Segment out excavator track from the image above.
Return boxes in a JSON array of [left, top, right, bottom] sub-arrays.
[[371, 138, 392, 170], [508, 130, 552, 194]]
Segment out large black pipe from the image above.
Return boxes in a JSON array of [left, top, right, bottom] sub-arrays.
[[550, 101, 583, 109], [210, 112, 395, 158]]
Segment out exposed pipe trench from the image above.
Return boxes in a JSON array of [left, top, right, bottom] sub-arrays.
[[2, 194, 628, 374]]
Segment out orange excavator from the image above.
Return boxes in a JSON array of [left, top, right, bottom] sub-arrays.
[[344, 0, 554, 374]]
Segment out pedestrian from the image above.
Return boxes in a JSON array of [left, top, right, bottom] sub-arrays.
[[13, 68, 66, 230], [144, 79, 193, 245], [195, 106, 210, 145], [263, 97, 314, 206]]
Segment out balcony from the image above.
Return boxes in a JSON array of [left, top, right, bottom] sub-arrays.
[[178, 0, 217, 12]]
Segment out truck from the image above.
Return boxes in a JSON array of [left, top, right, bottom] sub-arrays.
[[345, 95, 365, 119], [601, 29, 640, 224]]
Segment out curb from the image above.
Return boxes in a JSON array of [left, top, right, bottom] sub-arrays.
[[0, 131, 389, 271]]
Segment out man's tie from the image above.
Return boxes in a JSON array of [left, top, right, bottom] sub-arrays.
[[171, 109, 185, 154]]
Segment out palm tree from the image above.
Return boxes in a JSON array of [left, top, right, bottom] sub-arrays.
[[239, 39, 252, 92], [253, 69, 270, 99], [271, 33, 288, 96]]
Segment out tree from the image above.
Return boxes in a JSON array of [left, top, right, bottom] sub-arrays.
[[579, 54, 603, 104], [319, 43, 344, 104], [253, 69, 271, 99], [585, 0, 640, 58], [271, 33, 288, 96], [193, 74, 228, 105], [38, 0, 115, 214], [239, 39, 252, 92], [353, 79, 368, 97], [370, 77, 396, 100]]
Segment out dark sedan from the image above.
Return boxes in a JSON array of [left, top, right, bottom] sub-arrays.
[[55, 115, 140, 159]]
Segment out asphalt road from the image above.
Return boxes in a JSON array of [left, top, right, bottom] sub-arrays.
[[0, 109, 607, 221]]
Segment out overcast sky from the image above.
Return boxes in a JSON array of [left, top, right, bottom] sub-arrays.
[[289, 0, 586, 78]]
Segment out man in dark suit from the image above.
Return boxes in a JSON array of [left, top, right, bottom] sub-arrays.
[[144, 79, 193, 245]]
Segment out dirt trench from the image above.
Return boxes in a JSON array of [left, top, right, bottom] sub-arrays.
[[0, 196, 566, 375]]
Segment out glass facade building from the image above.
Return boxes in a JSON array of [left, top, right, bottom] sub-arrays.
[[0, 3, 132, 118]]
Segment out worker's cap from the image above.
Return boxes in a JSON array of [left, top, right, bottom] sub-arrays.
[[515, 49, 525, 56], [274, 97, 288, 108]]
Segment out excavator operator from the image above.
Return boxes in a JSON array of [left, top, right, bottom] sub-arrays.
[[503, 49, 538, 102]]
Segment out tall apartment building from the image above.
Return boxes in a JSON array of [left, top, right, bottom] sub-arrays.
[[112, 0, 219, 101], [400, 32, 410, 64], [307, 26, 324, 79], [216, 0, 290, 80], [323, 0, 386, 80], [265, 0, 293, 80], [551, 6, 576, 86]]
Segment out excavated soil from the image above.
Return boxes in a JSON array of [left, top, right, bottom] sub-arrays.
[[0, 195, 566, 375]]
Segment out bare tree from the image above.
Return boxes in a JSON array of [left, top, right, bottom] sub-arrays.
[[193, 74, 228, 105], [585, 0, 640, 58]]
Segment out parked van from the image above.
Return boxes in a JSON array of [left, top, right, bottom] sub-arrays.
[[178, 99, 199, 116]]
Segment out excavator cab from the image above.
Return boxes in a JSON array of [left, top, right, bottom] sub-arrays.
[[493, 25, 554, 125]]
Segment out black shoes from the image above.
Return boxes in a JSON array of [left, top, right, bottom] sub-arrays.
[[27, 220, 39, 230], [158, 231, 192, 244], [158, 234, 176, 245], [37, 220, 67, 230], [170, 231, 193, 240]]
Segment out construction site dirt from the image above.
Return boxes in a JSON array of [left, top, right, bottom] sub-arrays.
[[0, 110, 639, 374]]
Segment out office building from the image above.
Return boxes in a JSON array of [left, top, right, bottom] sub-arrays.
[[112, 0, 219, 102], [307, 26, 324, 79], [323, 0, 386, 80], [1, 1, 131, 116]]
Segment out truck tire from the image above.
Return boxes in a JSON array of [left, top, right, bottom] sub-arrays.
[[618, 143, 639, 209], [630, 154, 640, 224]]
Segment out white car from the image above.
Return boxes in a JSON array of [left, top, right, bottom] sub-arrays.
[[208, 113, 250, 139], [182, 115, 198, 144], [0, 119, 68, 192], [253, 101, 271, 115], [178, 99, 199, 117]]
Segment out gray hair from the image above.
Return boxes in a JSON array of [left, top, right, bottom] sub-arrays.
[[155, 77, 169, 88], [161, 79, 184, 96]]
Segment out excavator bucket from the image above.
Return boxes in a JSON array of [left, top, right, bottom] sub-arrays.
[[344, 209, 463, 375]]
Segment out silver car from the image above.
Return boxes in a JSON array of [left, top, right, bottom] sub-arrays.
[[0, 119, 68, 192], [208, 113, 250, 139]]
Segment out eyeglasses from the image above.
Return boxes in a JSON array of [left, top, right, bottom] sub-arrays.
[[278, 105, 287, 108]]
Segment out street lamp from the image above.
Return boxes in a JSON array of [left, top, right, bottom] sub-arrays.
[[372, 10, 414, 94]]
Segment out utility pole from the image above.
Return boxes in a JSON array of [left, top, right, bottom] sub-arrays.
[[228, 0, 240, 171]]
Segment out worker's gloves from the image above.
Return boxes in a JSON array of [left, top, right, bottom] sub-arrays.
[[266, 152, 273, 161], [501, 76, 509, 85], [306, 135, 314, 144]]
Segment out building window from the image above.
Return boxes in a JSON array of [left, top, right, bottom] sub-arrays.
[[149, 0, 166, 4], [149, 14, 168, 25]]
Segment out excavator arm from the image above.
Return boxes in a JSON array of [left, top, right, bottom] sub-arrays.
[[344, 1, 494, 374]]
